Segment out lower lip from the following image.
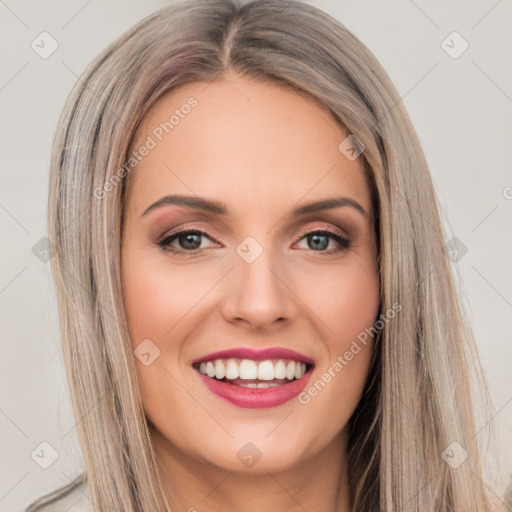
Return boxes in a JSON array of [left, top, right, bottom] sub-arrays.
[[195, 369, 313, 408]]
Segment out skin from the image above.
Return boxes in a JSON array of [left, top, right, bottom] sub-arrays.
[[121, 73, 380, 512]]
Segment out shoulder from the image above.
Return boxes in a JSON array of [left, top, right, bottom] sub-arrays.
[[25, 472, 91, 512]]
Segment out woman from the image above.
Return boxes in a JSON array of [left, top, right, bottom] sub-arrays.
[[26, 0, 501, 510]]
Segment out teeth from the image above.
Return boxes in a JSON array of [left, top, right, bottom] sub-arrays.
[[257, 360, 274, 380], [239, 359, 258, 379], [295, 362, 306, 379], [238, 382, 280, 389], [225, 359, 239, 379], [196, 358, 310, 381], [215, 360, 226, 379], [286, 361, 295, 380], [206, 361, 216, 378], [274, 360, 287, 379]]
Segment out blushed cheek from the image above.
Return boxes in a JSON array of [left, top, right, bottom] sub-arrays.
[[318, 268, 379, 422], [337, 269, 379, 380], [305, 262, 379, 345], [122, 251, 171, 348], [340, 278, 379, 343], [122, 254, 209, 350], [125, 279, 178, 347], [122, 262, 183, 409]]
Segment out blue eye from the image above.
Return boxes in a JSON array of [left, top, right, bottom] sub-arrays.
[[157, 230, 213, 255], [299, 230, 351, 252], [157, 228, 351, 255]]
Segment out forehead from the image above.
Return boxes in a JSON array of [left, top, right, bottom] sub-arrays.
[[125, 76, 372, 218]]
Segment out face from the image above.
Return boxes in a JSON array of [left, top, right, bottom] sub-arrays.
[[121, 74, 380, 477]]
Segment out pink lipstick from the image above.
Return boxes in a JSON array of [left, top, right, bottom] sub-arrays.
[[192, 347, 315, 408], [192, 347, 315, 365]]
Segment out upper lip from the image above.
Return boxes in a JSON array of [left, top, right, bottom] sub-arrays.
[[192, 347, 315, 365]]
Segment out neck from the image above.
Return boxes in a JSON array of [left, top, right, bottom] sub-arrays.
[[153, 427, 352, 512]]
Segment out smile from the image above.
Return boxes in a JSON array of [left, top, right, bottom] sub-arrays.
[[192, 348, 315, 408]]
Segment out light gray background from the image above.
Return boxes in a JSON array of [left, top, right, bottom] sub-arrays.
[[1, 0, 511, 510]]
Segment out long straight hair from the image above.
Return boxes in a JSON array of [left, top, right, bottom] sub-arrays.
[[29, 0, 497, 510]]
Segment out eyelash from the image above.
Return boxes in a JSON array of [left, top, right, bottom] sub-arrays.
[[156, 225, 352, 256]]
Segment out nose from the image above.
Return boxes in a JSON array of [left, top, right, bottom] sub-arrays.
[[221, 245, 298, 331]]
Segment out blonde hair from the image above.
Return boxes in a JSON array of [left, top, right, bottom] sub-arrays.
[[28, 0, 499, 510]]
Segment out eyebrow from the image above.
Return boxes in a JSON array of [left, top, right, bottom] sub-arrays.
[[141, 194, 368, 218]]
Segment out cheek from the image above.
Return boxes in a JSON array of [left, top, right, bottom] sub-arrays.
[[332, 266, 380, 346], [121, 252, 189, 410], [298, 256, 380, 347], [296, 257, 379, 408], [122, 251, 202, 347], [331, 265, 379, 379]]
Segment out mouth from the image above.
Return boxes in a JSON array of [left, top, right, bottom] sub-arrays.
[[193, 358, 314, 387], [191, 349, 315, 408]]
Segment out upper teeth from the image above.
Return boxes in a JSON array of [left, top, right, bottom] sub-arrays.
[[197, 359, 308, 381]]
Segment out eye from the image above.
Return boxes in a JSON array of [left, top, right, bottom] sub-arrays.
[[156, 226, 352, 256], [157, 229, 217, 255], [294, 228, 351, 254]]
